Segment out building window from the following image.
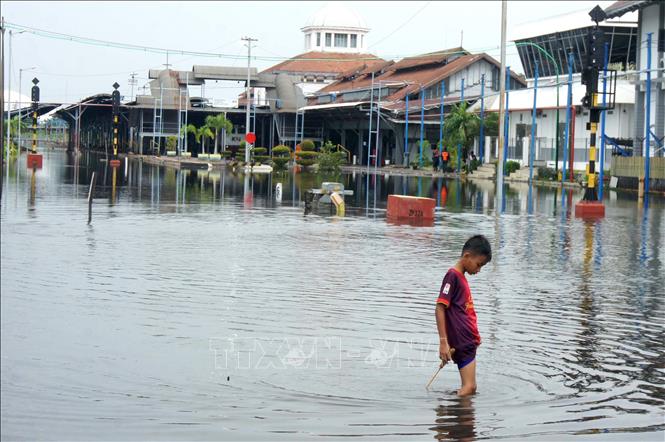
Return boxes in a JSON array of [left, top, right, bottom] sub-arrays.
[[316, 32, 321, 47], [361, 35, 364, 48], [350, 34, 357, 48], [305, 34, 311, 49], [335, 33, 348, 48], [325, 33, 332, 47]]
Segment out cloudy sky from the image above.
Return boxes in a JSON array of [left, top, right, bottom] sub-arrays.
[[3, 1, 615, 105]]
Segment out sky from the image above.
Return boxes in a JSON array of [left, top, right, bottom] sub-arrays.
[[3, 0, 616, 105]]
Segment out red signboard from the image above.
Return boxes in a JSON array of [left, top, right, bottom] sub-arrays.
[[245, 132, 256, 144]]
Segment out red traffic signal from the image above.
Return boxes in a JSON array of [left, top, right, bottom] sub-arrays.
[[245, 132, 256, 144]]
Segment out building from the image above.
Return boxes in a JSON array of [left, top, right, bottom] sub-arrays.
[[299, 48, 526, 166], [467, 6, 641, 171], [604, 0, 664, 157]]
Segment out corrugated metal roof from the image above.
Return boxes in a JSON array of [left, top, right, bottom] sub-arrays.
[[467, 80, 635, 113], [604, 0, 655, 18]]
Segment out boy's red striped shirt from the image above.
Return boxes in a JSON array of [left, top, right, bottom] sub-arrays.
[[436, 268, 481, 347]]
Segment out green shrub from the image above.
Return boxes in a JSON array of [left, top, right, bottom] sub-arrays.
[[301, 139, 315, 151], [296, 149, 319, 167], [318, 141, 346, 172], [537, 167, 557, 181], [505, 160, 521, 175], [272, 145, 291, 169], [272, 145, 291, 156], [166, 136, 178, 152]]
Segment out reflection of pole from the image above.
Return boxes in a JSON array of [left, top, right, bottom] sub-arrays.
[[562, 52, 573, 182], [111, 166, 117, 205], [598, 42, 609, 200], [643, 32, 653, 196]]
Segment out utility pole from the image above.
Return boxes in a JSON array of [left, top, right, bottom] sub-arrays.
[[5, 29, 12, 173], [128, 72, 138, 101], [1, 17, 5, 169], [496, 0, 507, 207], [242, 36, 257, 165]]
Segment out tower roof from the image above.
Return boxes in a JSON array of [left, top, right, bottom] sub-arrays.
[[302, 2, 369, 32]]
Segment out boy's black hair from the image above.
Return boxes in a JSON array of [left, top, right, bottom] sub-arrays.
[[461, 235, 492, 261]]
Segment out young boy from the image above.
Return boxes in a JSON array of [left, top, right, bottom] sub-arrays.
[[435, 235, 492, 396]]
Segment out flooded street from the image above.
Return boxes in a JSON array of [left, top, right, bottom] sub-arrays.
[[1, 150, 664, 440]]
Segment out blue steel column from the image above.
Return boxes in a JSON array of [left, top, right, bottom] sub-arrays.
[[419, 87, 425, 167], [367, 72, 375, 172], [529, 61, 539, 184], [439, 80, 445, 157], [502, 67, 511, 173], [599, 42, 609, 200], [457, 78, 465, 173], [644, 32, 652, 195], [479, 74, 485, 163], [562, 53, 573, 183], [404, 94, 409, 165]]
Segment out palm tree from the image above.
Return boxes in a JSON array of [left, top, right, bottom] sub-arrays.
[[205, 114, 233, 154], [184, 124, 214, 155], [443, 102, 480, 166]]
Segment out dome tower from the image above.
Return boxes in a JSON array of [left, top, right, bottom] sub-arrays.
[[301, 2, 370, 53]]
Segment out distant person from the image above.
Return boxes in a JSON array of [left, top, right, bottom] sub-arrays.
[[432, 146, 440, 171], [441, 147, 450, 172], [435, 235, 492, 396]]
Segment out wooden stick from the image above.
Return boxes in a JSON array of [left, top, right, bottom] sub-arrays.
[[426, 348, 455, 390]]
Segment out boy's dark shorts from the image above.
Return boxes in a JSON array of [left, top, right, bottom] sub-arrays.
[[452, 344, 477, 370]]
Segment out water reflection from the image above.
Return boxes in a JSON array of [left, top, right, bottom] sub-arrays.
[[431, 397, 476, 442], [1, 150, 664, 440]]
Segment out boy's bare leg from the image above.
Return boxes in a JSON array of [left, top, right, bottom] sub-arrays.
[[457, 360, 477, 396]]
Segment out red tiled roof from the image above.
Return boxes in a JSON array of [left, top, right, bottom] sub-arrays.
[[315, 51, 526, 104], [262, 51, 385, 75]]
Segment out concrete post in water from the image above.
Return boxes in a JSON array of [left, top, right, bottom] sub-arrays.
[[87, 172, 96, 224]]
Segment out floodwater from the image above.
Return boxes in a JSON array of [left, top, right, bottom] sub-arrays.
[[1, 150, 664, 441]]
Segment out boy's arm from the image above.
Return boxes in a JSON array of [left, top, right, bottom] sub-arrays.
[[435, 304, 452, 363]]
